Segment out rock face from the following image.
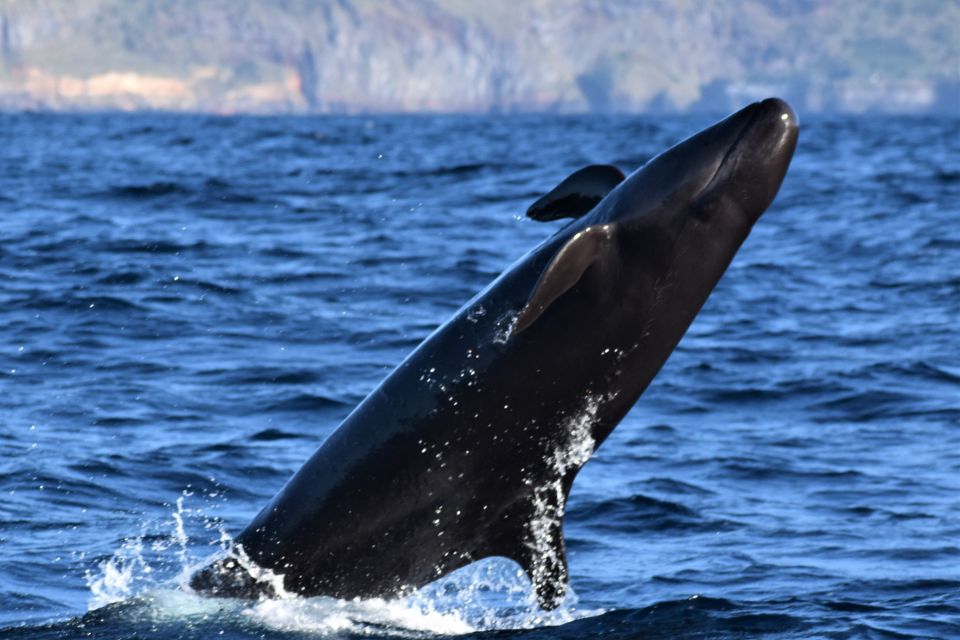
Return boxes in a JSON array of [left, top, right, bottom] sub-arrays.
[[0, 0, 956, 113]]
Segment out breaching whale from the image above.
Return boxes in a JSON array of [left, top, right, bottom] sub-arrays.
[[190, 98, 799, 609]]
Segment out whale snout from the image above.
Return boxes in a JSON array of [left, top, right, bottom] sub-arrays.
[[701, 97, 799, 225], [758, 97, 799, 129], [746, 98, 798, 220], [752, 97, 800, 165]]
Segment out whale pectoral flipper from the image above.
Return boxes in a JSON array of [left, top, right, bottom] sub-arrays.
[[512, 224, 617, 336], [526, 164, 625, 222]]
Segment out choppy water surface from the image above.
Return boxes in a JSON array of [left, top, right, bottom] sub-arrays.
[[1, 111, 958, 639]]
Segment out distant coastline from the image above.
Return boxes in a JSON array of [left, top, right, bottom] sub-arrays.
[[1, 1, 957, 115]]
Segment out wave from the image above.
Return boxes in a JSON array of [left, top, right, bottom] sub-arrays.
[[567, 494, 736, 534], [97, 239, 214, 254], [95, 271, 149, 285], [196, 366, 322, 386], [249, 428, 306, 442], [264, 392, 351, 413], [94, 177, 264, 206], [102, 182, 191, 199], [9, 294, 144, 312]]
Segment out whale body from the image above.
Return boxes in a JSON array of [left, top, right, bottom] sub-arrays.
[[190, 99, 799, 609]]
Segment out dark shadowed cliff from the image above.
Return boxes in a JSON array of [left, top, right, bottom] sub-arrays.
[[0, 0, 957, 114]]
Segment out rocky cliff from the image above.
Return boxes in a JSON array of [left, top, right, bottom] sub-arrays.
[[0, 0, 956, 113]]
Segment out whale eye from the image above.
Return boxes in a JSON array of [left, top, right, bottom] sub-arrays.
[[690, 202, 713, 222], [690, 196, 725, 223]]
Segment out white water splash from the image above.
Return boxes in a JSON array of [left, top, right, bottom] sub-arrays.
[[171, 494, 191, 576], [85, 535, 148, 610], [246, 559, 599, 636], [492, 310, 518, 344], [83, 471, 604, 636], [414, 558, 600, 631], [525, 396, 600, 601], [85, 489, 227, 610], [88, 546, 596, 636], [465, 304, 487, 323], [246, 595, 474, 637], [198, 535, 293, 599]]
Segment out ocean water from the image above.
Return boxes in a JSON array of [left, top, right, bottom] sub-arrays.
[[0, 110, 957, 639]]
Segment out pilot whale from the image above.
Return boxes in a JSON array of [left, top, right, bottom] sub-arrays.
[[190, 98, 799, 609]]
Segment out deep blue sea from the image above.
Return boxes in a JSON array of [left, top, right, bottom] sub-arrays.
[[1, 111, 958, 639]]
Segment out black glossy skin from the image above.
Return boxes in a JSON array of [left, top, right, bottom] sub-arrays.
[[526, 164, 625, 221], [190, 98, 799, 608]]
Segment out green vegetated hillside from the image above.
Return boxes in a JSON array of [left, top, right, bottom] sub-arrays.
[[0, 0, 956, 113]]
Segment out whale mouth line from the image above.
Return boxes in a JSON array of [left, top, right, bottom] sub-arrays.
[[698, 102, 762, 198]]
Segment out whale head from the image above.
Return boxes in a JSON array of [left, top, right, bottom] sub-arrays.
[[602, 97, 798, 233], [512, 99, 798, 446]]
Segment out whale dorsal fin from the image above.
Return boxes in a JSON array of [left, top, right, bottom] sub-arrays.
[[526, 164, 625, 222], [512, 224, 617, 336]]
